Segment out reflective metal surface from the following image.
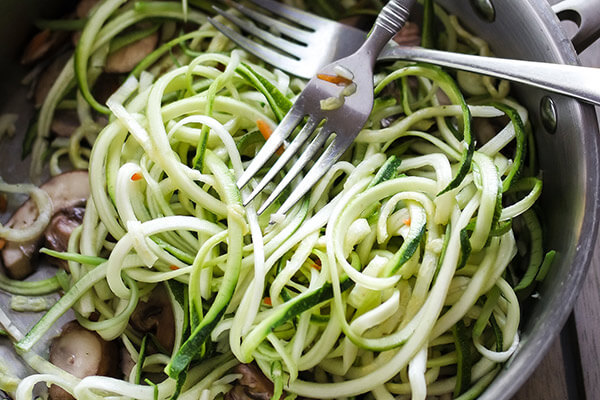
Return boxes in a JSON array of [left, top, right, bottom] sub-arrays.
[[0, 1, 598, 399], [470, 0, 496, 23], [540, 96, 558, 134], [437, 0, 600, 398]]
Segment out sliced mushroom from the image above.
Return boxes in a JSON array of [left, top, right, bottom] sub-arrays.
[[393, 21, 421, 46], [225, 385, 254, 400], [130, 285, 175, 352], [226, 364, 275, 400], [44, 205, 86, 270], [104, 32, 159, 74], [91, 73, 124, 107], [21, 29, 69, 65], [120, 345, 136, 381], [1, 171, 89, 279], [49, 321, 120, 400], [50, 109, 80, 138], [472, 115, 510, 146]]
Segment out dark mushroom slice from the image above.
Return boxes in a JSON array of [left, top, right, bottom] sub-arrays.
[[130, 284, 175, 353], [104, 32, 159, 74], [392, 21, 421, 46], [226, 364, 275, 400], [21, 29, 69, 65], [120, 345, 136, 381], [49, 321, 120, 400], [92, 73, 125, 107], [225, 385, 254, 400], [50, 109, 80, 138], [1, 171, 89, 280], [44, 205, 86, 270]]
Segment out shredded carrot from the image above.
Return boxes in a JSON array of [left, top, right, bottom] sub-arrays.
[[263, 297, 272, 306], [0, 239, 5, 250], [317, 73, 353, 86], [404, 218, 411, 226], [256, 120, 284, 156], [257, 119, 273, 140], [169, 265, 180, 271], [131, 172, 143, 181]]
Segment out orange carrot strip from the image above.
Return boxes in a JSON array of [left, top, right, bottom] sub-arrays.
[[169, 265, 180, 271], [317, 73, 353, 86], [404, 218, 411, 226], [263, 297, 272, 306], [257, 119, 273, 140], [0, 239, 5, 250], [131, 172, 143, 181], [256, 120, 284, 155]]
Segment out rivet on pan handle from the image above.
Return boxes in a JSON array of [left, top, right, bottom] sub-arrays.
[[552, 0, 600, 53]]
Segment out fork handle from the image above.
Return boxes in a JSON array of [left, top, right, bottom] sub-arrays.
[[361, 0, 416, 59], [378, 46, 600, 106], [376, 0, 415, 35]]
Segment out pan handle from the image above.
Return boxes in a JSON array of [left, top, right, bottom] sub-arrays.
[[552, 0, 600, 53]]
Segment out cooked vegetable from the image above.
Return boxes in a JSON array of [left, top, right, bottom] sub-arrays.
[[130, 285, 176, 352], [1, 171, 89, 279], [0, 1, 553, 400], [48, 321, 120, 400], [226, 364, 275, 400]]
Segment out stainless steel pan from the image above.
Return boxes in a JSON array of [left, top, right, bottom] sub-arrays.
[[435, 0, 600, 398], [0, 0, 599, 399]]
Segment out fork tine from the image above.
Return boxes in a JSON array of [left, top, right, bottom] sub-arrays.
[[276, 137, 346, 216], [237, 107, 306, 189], [246, 0, 330, 30], [224, 0, 314, 42], [208, 18, 305, 77], [243, 116, 322, 205], [213, 6, 307, 57], [257, 127, 334, 214]]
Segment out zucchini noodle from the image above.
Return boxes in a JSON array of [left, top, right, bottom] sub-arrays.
[[0, 1, 553, 400]]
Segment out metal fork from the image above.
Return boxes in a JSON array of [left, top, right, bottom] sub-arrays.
[[210, 0, 373, 80], [214, 0, 416, 215], [210, 0, 600, 104]]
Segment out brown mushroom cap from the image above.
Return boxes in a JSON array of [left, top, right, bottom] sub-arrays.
[[130, 284, 175, 353], [49, 321, 120, 400], [104, 32, 159, 74], [226, 364, 275, 400], [21, 29, 68, 65], [392, 21, 421, 46], [50, 109, 80, 138], [44, 205, 86, 270], [1, 171, 89, 279]]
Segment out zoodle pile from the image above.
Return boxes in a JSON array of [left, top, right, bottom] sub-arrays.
[[0, 0, 554, 399]]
